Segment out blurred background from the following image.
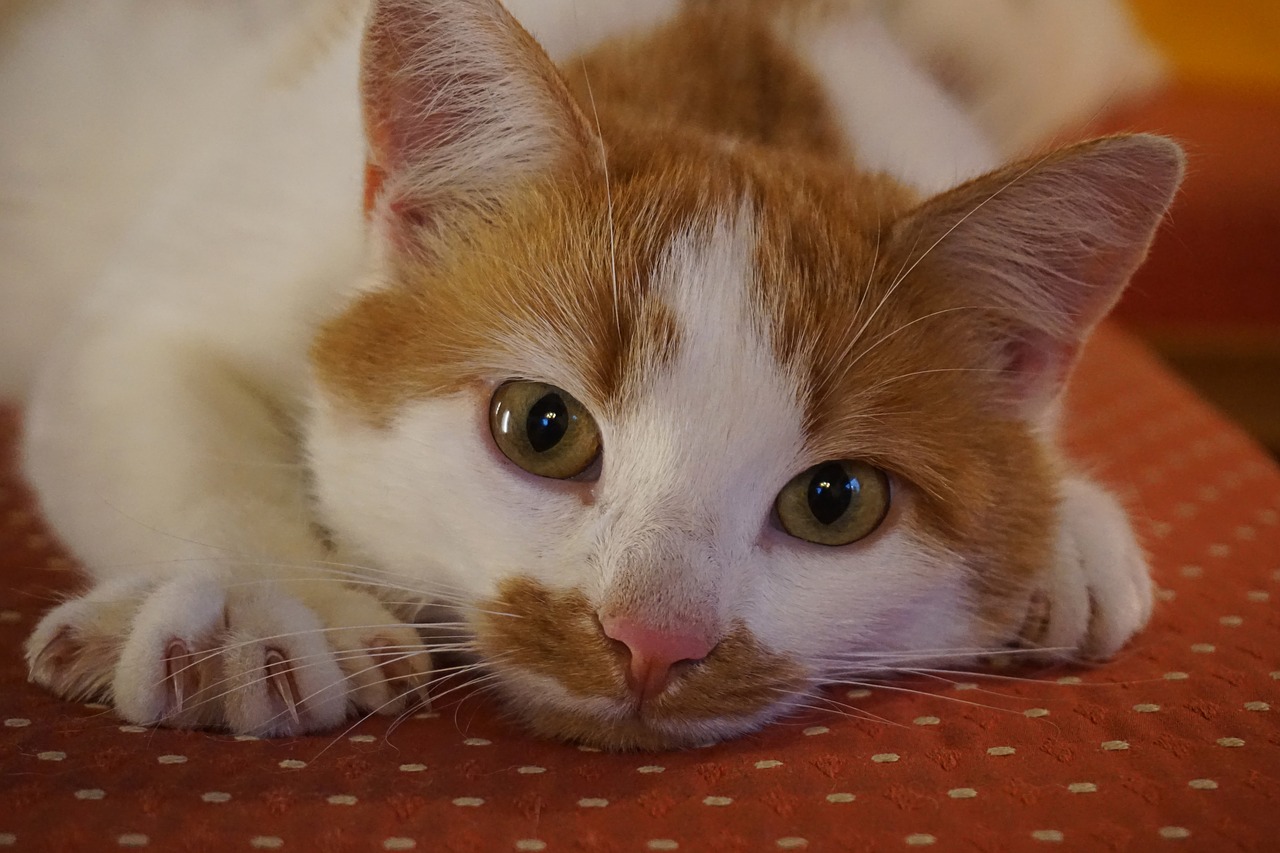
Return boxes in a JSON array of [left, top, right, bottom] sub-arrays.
[[1102, 0, 1280, 455]]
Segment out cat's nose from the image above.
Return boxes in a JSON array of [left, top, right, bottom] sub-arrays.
[[599, 615, 714, 702]]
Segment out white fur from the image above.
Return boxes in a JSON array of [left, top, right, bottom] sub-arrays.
[[882, 0, 1165, 157], [8, 0, 1157, 742], [775, 10, 998, 194]]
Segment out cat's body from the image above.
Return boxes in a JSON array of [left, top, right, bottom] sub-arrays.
[[8, 0, 1179, 749]]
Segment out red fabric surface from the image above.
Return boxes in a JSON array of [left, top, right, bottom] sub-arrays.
[[1, 325, 1278, 851]]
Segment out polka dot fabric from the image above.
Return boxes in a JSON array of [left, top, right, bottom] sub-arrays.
[[1, 325, 1277, 851]]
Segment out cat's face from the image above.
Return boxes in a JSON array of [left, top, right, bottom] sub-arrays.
[[305, 0, 1181, 749]]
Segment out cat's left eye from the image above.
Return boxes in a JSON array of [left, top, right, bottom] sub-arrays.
[[489, 381, 601, 479], [775, 460, 890, 546]]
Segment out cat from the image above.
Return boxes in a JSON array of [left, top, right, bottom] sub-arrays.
[[9, 0, 1181, 751]]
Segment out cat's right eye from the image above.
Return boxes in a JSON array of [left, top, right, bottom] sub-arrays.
[[775, 460, 890, 546], [489, 381, 601, 479]]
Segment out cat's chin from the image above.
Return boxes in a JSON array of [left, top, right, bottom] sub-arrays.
[[498, 686, 795, 752]]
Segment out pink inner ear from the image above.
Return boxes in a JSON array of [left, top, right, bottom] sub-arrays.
[[1001, 332, 1080, 414]]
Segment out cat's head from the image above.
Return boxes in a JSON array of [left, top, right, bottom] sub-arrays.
[[306, 0, 1182, 749]]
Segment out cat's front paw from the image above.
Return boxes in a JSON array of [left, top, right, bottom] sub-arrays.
[[25, 570, 433, 736], [1018, 476, 1154, 660]]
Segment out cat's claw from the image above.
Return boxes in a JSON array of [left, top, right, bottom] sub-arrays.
[[263, 647, 302, 725], [163, 638, 201, 717]]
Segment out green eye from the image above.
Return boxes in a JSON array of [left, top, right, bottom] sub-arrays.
[[775, 460, 890, 546], [489, 381, 601, 479]]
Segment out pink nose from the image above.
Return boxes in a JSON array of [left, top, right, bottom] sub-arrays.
[[599, 615, 715, 702]]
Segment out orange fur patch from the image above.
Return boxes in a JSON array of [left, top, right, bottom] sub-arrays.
[[475, 576, 806, 750]]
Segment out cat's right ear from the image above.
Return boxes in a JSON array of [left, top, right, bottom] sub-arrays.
[[360, 0, 599, 250]]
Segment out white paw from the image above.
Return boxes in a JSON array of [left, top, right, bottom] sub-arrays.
[[1023, 476, 1154, 660], [25, 569, 433, 736]]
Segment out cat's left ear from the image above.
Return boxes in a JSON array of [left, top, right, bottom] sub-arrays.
[[890, 134, 1184, 420], [360, 0, 599, 249]]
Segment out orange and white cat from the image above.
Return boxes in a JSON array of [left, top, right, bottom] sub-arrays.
[[8, 0, 1180, 750]]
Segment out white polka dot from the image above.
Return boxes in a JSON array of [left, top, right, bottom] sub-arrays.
[[846, 688, 871, 699], [327, 795, 357, 806], [578, 798, 609, 808], [202, 792, 231, 803], [1158, 827, 1190, 840], [452, 797, 484, 807], [1057, 676, 1082, 685], [647, 840, 679, 851], [0, 833, 14, 846], [826, 793, 856, 803], [639, 765, 666, 773], [234, 735, 260, 742], [1164, 672, 1189, 681], [905, 834, 936, 846], [948, 788, 977, 799], [517, 766, 546, 775], [1067, 783, 1097, 793], [1244, 701, 1269, 712], [1133, 704, 1160, 713], [803, 726, 829, 736], [463, 738, 491, 747], [987, 746, 1015, 757], [278, 759, 306, 769], [1156, 589, 1176, 602], [1031, 830, 1064, 842], [349, 735, 376, 744], [1179, 564, 1203, 578], [914, 716, 940, 726], [1023, 708, 1050, 718], [577, 745, 601, 753], [755, 759, 783, 769], [75, 789, 106, 800], [157, 754, 187, 765], [1272, 672, 1280, 680], [515, 842, 547, 852], [3, 719, 30, 728], [1217, 738, 1244, 747], [1246, 591, 1270, 603], [1219, 616, 1243, 627], [413, 711, 439, 720], [117, 835, 149, 848], [703, 796, 732, 806], [398, 764, 427, 773], [1207, 543, 1230, 558], [38, 751, 66, 761], [1191, 643, 1215, 654], [954, 682, 978, 691], [383, 839, 416, 851], [250, 837, 283, 850], [776, 838, 808, 849], [872, 753, 899, 763], [1188, 779, 1218, 790], [1101, 741, 1129, 751]]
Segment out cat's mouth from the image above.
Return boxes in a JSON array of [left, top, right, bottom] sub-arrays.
[[473, 576, 808, 750]]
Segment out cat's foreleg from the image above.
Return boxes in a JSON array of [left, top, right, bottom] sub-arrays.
[[22, 328, 432, 733]]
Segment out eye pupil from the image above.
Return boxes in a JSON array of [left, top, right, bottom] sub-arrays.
[[807, 462, 854, 525], [526, 393, 569, 452]]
